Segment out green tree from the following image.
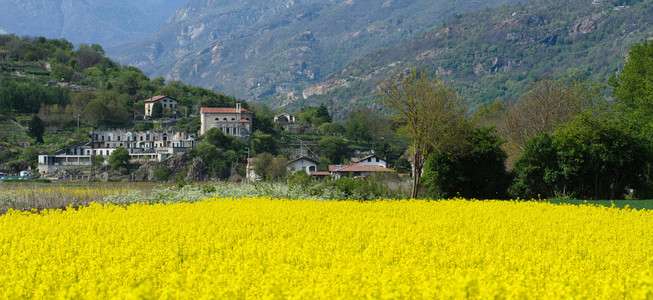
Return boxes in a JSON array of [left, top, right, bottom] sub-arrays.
[[254, 153, 288, 180], [318, 122, 344, 137], [250, 130, 279, 155], [21, 146, 39, 169], [151, 102, 163, 119], [344, 107, 393, 143], [512, 115, 653, 200], [108, 147, 131, 171], [318, 136, 349, 164], [377, 68, 468, 198], [92, 155, 105, 167], [610, 40, 653, 137], [27, 115, 45, 144], [422, 127, 513, 199], [154, 166, 170, 182], [315, 104, 332, 124]]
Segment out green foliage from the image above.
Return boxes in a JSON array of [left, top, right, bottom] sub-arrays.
[[27, 115, 45, 144], [250, 130, 279, 155], [92, 155, 105, 167], [610, 40, 653, 137], [422, 127, 513, 199], [297, 0, 653, 113], [372, 138, 409, 170], [154, 166, 170, 182], [318, 122, 344, 137], [322, 175, 408, 200], [512, 115, 653, 200], [20, 146, 39, 169], [317, 136, 349, 164], [253, 153, 289, 180], [151, 102, 163, 119], [298, 105, 332, 126], [84, 91, 133, 127], [108, 147, 131, 171], [344, 107, 393, 143], [0, 78, 69, 114], [190, 128, 248, 179]]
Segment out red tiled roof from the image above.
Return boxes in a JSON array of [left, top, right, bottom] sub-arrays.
[[331, 163, 392, 173], [0, 49, 9, 54], [201, 107, 253, 114], [144, 95, 176, 103], [238, 119, 250, 123]]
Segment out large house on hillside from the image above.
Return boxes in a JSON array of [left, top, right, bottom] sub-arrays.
[[144, 95, 178, 119], [200, 103, 253, 139]]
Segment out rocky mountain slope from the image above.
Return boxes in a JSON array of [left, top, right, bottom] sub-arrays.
[[294, 0, 653, 113], [0, 0, 186, 46], [107, 0, 530, 102]]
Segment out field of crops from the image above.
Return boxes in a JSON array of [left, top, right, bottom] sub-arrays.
[[1, 196, 652, 298]]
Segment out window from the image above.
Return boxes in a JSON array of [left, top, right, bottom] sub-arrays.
[[223, 118, 227, 121], [117, 136, 121, 141], [376, 158, 379, 162], [231, 118, 235, 121]]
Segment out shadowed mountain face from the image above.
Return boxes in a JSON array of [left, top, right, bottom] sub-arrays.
[[0, 0, 186, 46], [107, 0, 530, 102]]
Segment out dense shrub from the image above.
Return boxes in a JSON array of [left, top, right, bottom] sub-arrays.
[[422, 127, 513, 199], [511, 115, 653, 200]]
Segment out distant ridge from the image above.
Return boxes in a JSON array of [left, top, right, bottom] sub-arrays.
[[107, 0, 531, 103]]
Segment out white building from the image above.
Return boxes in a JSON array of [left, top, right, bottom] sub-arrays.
[[287, 156, 318, 174], [200, 103, 253, 139], [38, 129, 196, 174], [353, 155, 387, 168]]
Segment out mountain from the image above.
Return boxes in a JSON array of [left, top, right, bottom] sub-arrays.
[[107, 0, 530, 103], [295, 0, 653, 114], [0, 0, 187, 46]]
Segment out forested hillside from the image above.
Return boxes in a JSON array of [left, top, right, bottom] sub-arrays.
[[107, 0, 530, 102], [295, 0, 653, 114]]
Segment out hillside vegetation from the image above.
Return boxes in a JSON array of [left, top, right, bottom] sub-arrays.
[[107, 0, 530, 102], [295, 0, 653, 114]]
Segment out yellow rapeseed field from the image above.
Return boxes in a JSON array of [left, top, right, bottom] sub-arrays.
[[1, 197, 652, 299]]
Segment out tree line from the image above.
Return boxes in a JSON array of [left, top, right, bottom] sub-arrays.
[[380, 40, 653, 200]]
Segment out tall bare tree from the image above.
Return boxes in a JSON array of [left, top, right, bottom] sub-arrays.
[[498, 76, 603, 167], [377, 68, 468, 198]]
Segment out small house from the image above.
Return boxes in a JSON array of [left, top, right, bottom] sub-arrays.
[[287, 156, 318, 174]]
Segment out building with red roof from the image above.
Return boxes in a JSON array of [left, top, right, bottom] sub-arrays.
[[200, 103, 253, 139]]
